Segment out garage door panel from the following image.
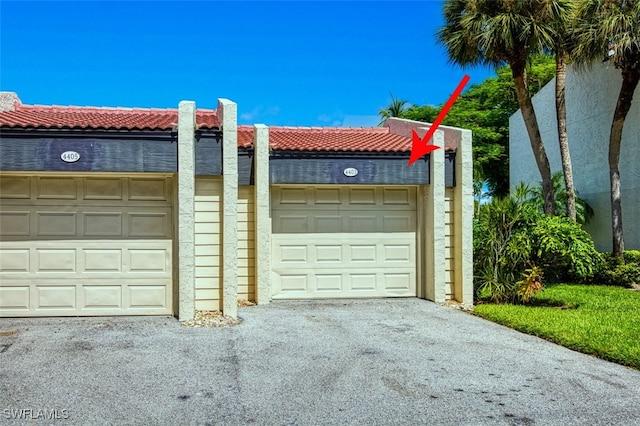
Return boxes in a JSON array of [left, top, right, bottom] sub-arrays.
[[83, 177, 124, 200], [278, 245, 308, 263], [315, 187, 342, 204], [348, 187, 376, 204], [36, 176, 77, 199], [83, 286, 123, 309], [0, 211, 30, 236], [36, 286, 77, 309], [0, 286, 30, 310], [0, 175, 31, 198], [83, 249, 122, 272], [128, 177, 169, 201], [37, 211, 77, 236], [316, 274, 342, 291], [128, 212, 170, 237], [350, 274, 376, 290], [315, 215, 341, 232], [36, 248, 76, 272], [83, 212, 123, 237], [279, 274, 309, 292], [349, 245, 377, 262], [129, 248, 169, 273], [316, 245, 342, 262], [129, 284, 168, 309], [383, 244, 412, 262], [0, 248, 30, 272], [383, 273, 413, 291]]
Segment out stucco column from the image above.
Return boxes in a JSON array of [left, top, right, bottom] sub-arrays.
[[219, 99, 238, 318], [177, 101, 196, 321], [253, 124, 271, 304], [425, 129, 446, 303], [454, 129, 474, 305]]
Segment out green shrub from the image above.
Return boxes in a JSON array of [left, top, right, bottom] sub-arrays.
[[593, 252, 640, 287], [473, 183, 601, 303], [531, 215, 601, 282], [624, 250, 640, 265], [473, 195, 535, 303]]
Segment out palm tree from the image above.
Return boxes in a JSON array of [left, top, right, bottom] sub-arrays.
[[572, 0, 640, 258], [378, 94, 408, 125], [549, 2, 579, 221], [437, 0, 573, 215]]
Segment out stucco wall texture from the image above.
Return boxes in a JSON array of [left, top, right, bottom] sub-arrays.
[[510, 62, 640, 251]]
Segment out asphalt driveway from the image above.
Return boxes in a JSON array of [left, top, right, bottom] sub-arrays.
[[1, 298, 639, 425]]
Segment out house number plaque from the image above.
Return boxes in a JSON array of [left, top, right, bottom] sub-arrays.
[[60, 151, 81, 163], [343, 167, 358, 177]]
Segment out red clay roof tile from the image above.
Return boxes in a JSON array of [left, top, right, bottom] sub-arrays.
[[238, 125, 412, 153], [0, 103, 219, 130], [0, 101, 427, 153]]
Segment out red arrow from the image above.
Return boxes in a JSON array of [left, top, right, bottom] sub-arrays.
[[408, 74, 470, 166]]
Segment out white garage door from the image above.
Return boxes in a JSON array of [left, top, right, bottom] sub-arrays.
[[271, 186, 416, 299], [0, 174, 173, 317]]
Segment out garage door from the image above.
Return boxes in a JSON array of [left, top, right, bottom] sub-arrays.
[[271, 186, 416, 299], [0, 174, 173, 317]]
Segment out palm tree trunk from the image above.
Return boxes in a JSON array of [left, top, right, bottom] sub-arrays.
[[555, 53, 577, 221], [609, 68, 640, 259], [512, 63, 556, 215]]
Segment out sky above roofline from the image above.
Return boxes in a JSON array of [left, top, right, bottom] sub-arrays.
[[0, 1, 495, 127]]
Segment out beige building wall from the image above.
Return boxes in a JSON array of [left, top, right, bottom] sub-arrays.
[[194, 177, 222, 311], [238, 185, 256, 301], [444, 187, 455, 299]]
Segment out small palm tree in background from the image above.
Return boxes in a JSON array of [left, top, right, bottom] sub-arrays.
[[378, 94, 408, 125]]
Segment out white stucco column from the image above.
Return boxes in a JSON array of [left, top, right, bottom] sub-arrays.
[[253, 124, 271, 304], [425, 129, 446, 303], [178, 101, 196, 321], [219, 98, 239, 318], [454, 129, 474, 305]]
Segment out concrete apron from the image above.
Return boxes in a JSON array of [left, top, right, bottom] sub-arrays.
[[1, 298, 639, 425]]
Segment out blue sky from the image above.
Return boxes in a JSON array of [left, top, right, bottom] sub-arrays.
[[0, 1, 495, 127]]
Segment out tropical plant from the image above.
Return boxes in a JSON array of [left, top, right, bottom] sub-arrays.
[[378, 94, 409, 125], [531, 215, 601, 281], [474, 182, 601, 303], [474, 192, 538, 303], [529, 172, 594, 225], [548, 0, 579, 220], [593, 251, 640, 287], [437, 0, 570, 214], [572, 0, 640, 258]]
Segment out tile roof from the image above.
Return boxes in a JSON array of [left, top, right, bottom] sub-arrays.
[[238, 125, 413, 153], [0, 95, 454, 154], [0, 103, 219, 130]]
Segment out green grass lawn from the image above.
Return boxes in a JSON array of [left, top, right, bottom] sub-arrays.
[[473, 284, 640, 369]]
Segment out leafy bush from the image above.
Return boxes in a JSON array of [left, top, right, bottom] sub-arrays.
[[530, 215, 601, 282], [474, 184, 601, 303], [529, 172, 594, 225], [473, 195, 536, 303], [593, 252, 640, 287], [624, 250, 640, 265]]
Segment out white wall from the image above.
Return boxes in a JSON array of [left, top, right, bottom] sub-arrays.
[[510, 62, 640, 251]]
